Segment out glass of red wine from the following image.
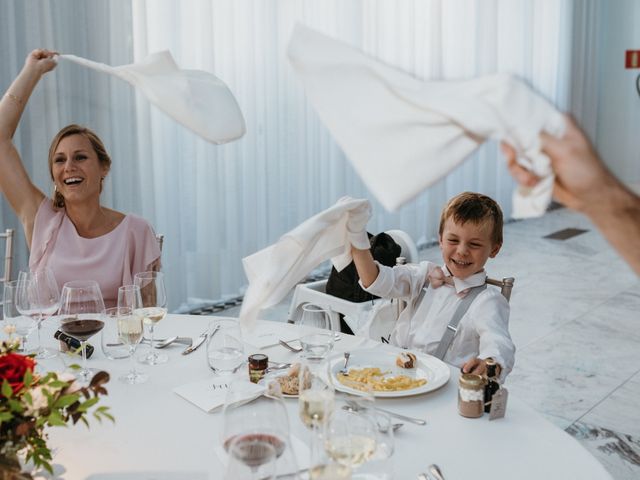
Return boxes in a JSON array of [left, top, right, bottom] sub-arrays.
[[225, 434, 277, 479], [221, 377, 299, 477], [59, 280, 106, 383]]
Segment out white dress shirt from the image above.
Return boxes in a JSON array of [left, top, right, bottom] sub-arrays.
[[363, 261, 515, 381]]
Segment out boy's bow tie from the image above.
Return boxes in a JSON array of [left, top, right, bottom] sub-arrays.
[[428, 266, 470, 298]]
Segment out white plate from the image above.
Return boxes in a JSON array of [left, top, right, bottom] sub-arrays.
[[329, 348, 450, 398]]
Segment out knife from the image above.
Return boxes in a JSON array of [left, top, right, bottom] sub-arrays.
[[182, 326, 216, 355]]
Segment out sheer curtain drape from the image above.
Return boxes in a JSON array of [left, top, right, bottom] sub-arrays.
[[1, 1, 582, 310]]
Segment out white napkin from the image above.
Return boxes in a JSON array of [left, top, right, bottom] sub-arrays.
[[173, 378, 264, 413], [288, 25, 566, 218], [239, 197, 369, 330], [60, 51, 246, 145]]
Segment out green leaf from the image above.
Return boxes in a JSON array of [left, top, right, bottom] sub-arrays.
[[76, 396, 99, 412], [1, 379, 13, 398], [53, 393, 80, 409], [47, 410, 67, 426], [23, 369, 33, 388]]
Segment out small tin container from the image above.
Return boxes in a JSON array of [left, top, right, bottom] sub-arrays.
[[458, 373, 486, 418], [248, 353, 269, 383]]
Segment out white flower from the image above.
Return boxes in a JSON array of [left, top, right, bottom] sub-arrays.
[[24, 385, 50, 416], [3, 324, 16, 336]]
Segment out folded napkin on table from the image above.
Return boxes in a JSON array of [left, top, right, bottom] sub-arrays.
[[173, 378, 264, 413], [239, 197, 369, 330], [60, 51, 245, 145], [288, 25, 566, 218]]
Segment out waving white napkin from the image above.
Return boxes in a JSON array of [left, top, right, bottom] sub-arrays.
[[60, 51, 245, 144], [288, 25, 566, 218], [239, 197, 368, 330]]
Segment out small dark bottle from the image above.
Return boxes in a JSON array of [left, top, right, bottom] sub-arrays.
[[54, 330, 94, 359], [484, 358, 500, 413]]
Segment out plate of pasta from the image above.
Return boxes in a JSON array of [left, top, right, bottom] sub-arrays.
[[329, 348, 450, 398]]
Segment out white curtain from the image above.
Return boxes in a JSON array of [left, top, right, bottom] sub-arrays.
[[1, 0, 580, 310]]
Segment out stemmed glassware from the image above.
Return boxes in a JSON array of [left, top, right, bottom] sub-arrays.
[[3, 280, 37, 351], [114, 285, 147, 384], [225, 434, 277, 480], [133, 271, 168, 365], [15, 269, 60, 359], [298, 356, 335, 467], [222, 376, 299, 477], [58, 280, 105, 383], [297, 304, 335, 360]]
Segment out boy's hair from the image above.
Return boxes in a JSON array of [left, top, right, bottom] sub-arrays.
[[438, 192, 503, 245]]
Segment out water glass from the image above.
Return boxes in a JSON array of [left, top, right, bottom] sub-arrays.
[[298, 304, 334, 360], [3, 280, 37, 350], [206, 319, 244, 375], [101, 307, 131, 360]]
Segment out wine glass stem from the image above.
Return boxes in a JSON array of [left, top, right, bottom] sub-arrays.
[[149, 324, 156, 361], [310, 424, 322, 467], [20, 335, 28, 352], [36, 315, 43, 352], [81, 340, 88, 374], [129, 345, 137, 377]]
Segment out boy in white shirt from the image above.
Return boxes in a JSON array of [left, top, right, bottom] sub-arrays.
[[349, 192, 515, 380]]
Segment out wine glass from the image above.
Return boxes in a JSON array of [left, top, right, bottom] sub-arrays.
[[297, 305, 335, 360], [222, 376, 299, 476], [323, 408, 378, 469], [112, 304, 148, 385], [3, 280, 37, 351], [206, 319, 244, 375], [58, 280, 105, 383], [133, 271, 168, 365], [225, 434, 277, 480], [16, 269, 60, 359], [298, 357, 335, 466]]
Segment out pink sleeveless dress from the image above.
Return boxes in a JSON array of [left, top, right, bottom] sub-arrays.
[[29, 199, 161, 308]]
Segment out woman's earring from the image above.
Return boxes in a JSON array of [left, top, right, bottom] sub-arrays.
[[54, 184, 58, 192]]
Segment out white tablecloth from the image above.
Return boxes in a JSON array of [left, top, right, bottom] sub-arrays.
[[36, 314, 611, 480]]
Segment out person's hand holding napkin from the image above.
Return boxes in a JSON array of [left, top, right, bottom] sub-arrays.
[[239, 197, 371, 330]]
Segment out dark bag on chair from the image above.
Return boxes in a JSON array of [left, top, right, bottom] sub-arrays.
[[326, 232, 401, 303]]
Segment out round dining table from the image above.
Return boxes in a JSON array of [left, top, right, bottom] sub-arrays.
[[35, 314, 611, 480]]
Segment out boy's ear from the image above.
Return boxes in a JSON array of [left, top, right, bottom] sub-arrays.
[[489, 242, 502, 258]]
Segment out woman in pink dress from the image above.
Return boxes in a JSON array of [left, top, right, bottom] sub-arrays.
[[0, 49, 160, 307]]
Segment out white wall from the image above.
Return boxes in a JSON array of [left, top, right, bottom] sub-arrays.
[[595, 0, 640, 182]]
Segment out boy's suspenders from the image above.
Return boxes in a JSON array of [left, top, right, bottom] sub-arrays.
[[433, 283, 487, 360]]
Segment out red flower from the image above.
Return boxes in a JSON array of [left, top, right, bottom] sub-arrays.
[[0, 353, 36, 395]]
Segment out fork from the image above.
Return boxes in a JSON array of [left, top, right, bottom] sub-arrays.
[[339, 352, 351, 375], [279, 339, 302, 353]]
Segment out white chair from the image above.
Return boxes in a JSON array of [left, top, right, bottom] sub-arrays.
[[0, 229, 15, 315], [287, 230, 418, 331]]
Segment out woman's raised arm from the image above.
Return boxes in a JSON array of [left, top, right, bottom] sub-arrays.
[[0, 49, 57, 246]]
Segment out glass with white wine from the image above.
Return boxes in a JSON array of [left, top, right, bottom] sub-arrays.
[[133, 271, 168, 365], [323, 408, 378, 470]]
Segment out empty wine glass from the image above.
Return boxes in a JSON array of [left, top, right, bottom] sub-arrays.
[[133, 271, 168, 365], [297, 305, 334, 360], [3, 280, 37, 351], [225, 434, 277, 480], [16, 269, 60, 359], [59, 280, 105, 383]]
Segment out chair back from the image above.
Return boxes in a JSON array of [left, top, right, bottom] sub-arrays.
[[485, 276, 515, 302], [1, 229, 14, 284], [156, 234, 164, 252], [1, 229, 15, 316], [384, 229, 419, 263]]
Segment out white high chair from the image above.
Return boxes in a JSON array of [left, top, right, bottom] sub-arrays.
[[287, 230, 419, 332]]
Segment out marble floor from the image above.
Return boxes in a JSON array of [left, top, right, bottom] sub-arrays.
[[220, 206, 640, 479]]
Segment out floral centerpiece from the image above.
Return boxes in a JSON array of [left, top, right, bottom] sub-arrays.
[[0, 339, 112, 479]]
